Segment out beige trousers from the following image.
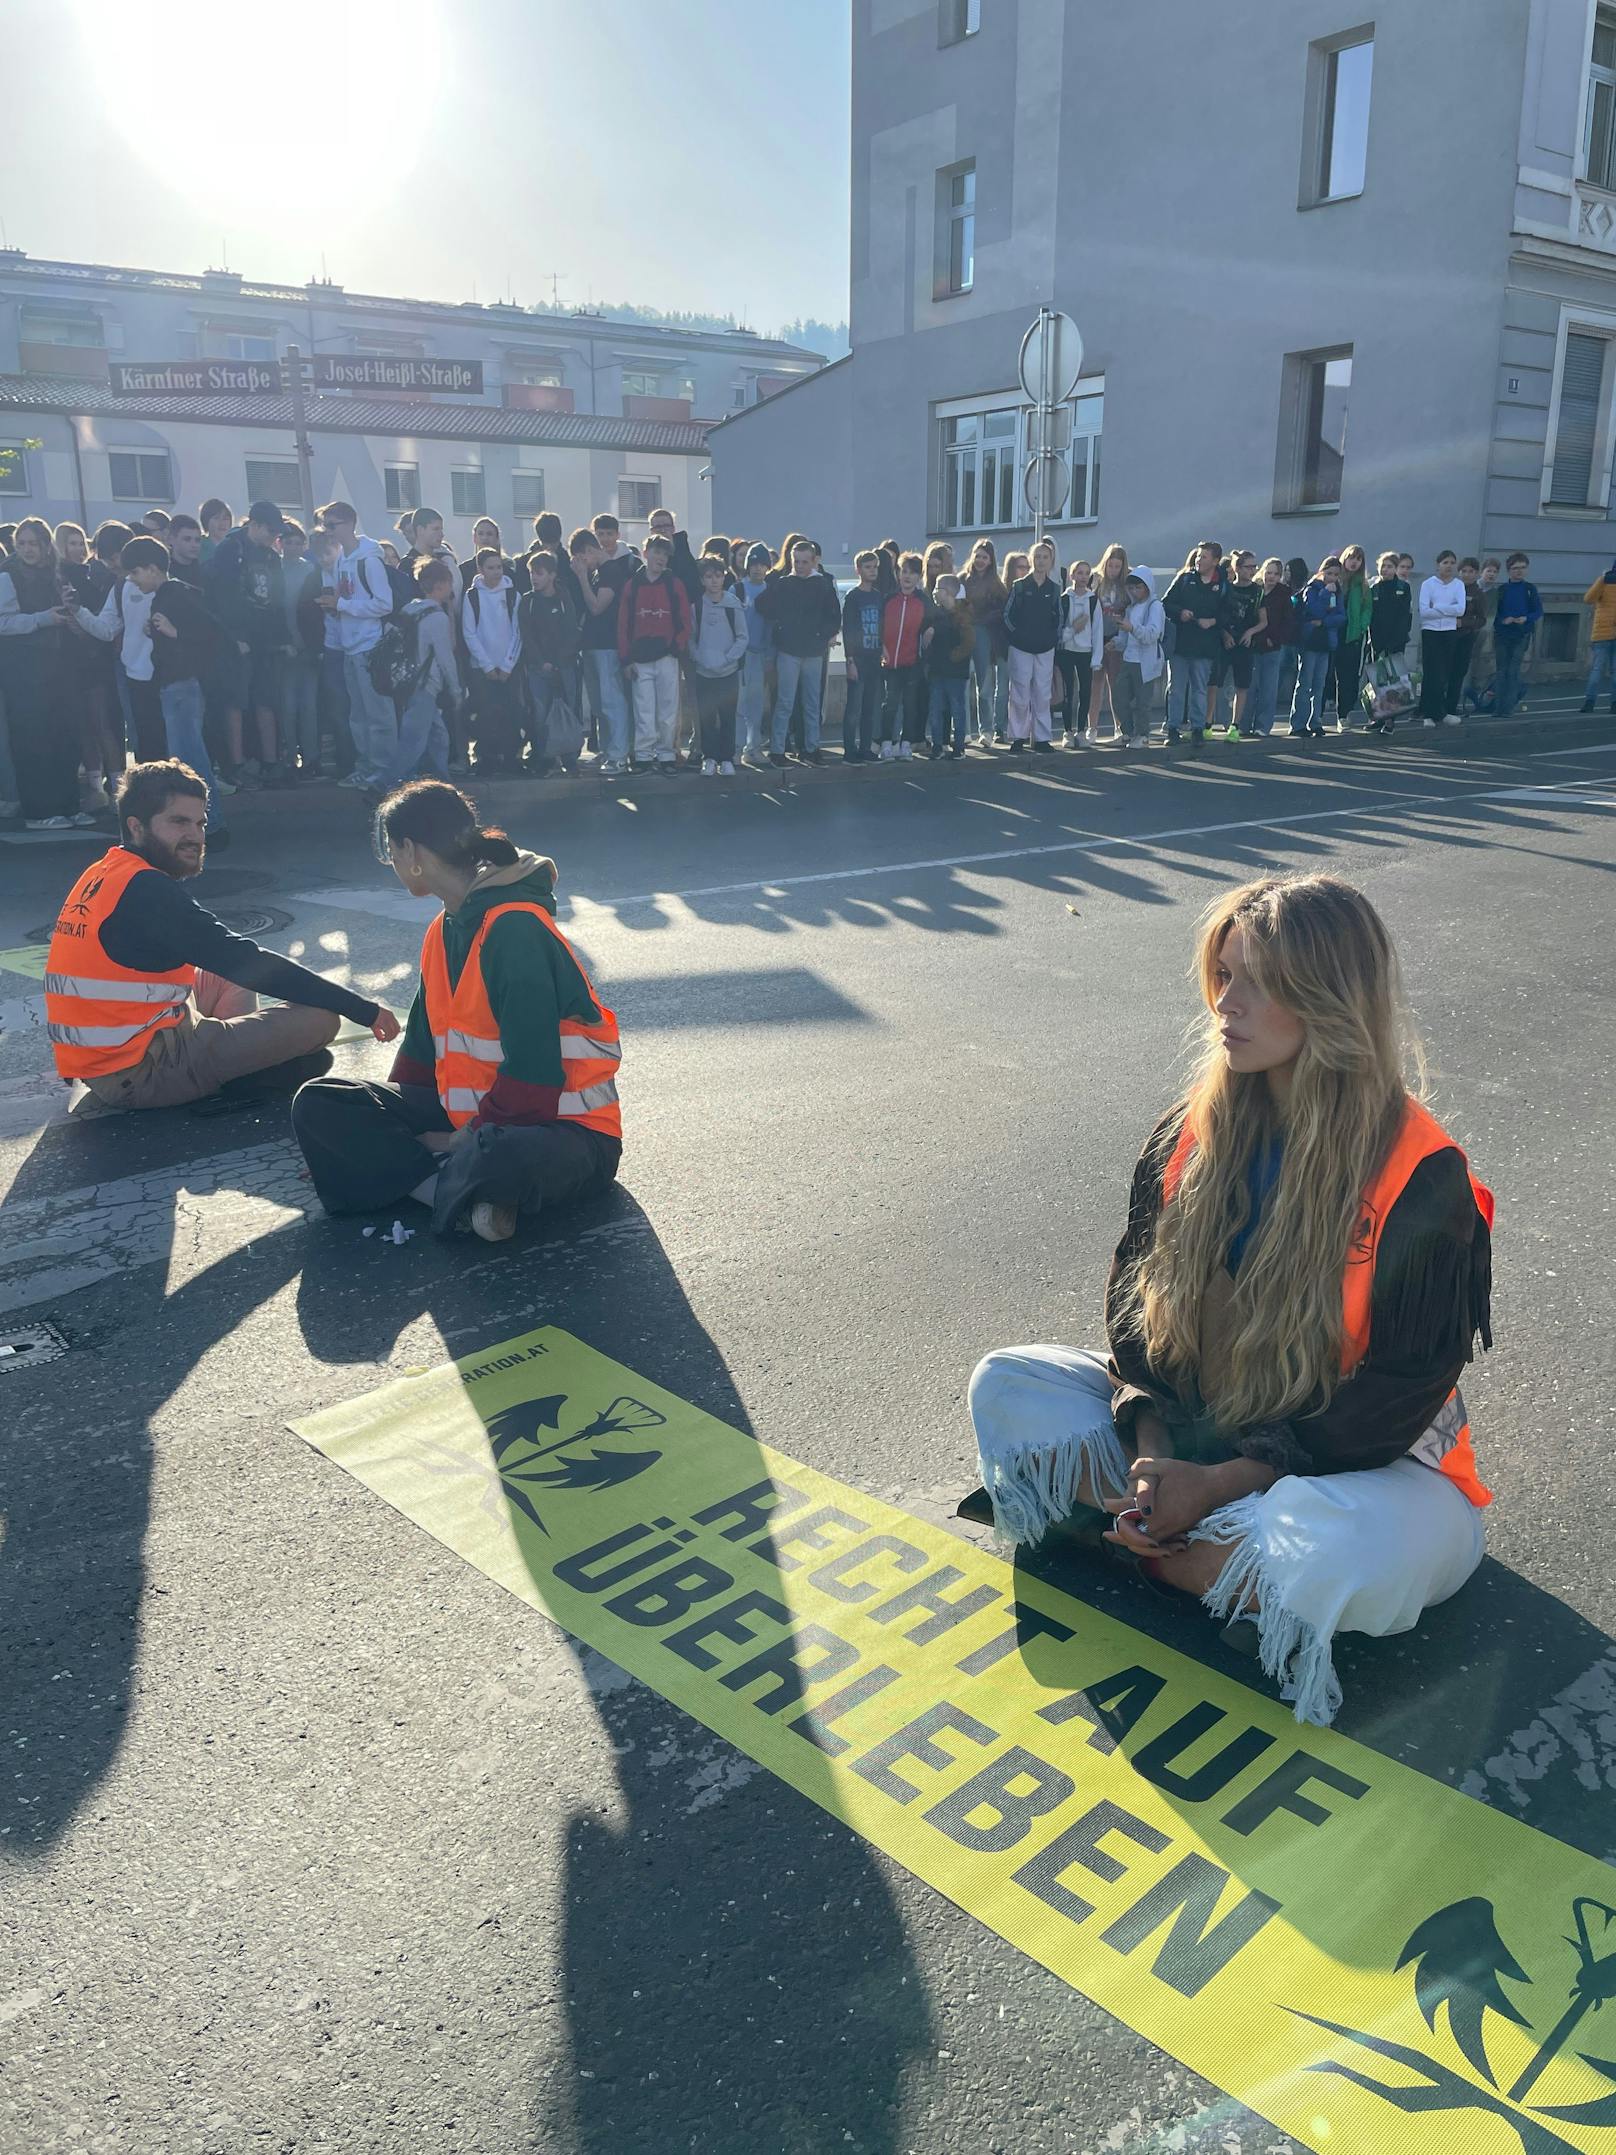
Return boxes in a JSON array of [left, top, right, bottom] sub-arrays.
[[83, 971, 341, 1111]]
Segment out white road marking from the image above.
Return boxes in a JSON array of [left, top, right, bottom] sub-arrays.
[[291, 885, 438, 923], [568, 772, 1616, 913], [1458, 1650, 1616, 1835], [1488, 789, 1616, 807]]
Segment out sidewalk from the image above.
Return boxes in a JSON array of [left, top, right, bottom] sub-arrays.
[[199, 704, 1616, 823]]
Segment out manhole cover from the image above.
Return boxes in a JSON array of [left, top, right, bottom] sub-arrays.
[[0, 1322, 68, 1373], [217, 905, 292, 937]]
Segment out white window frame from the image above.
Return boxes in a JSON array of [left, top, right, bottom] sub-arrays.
[[1584, 5, 1616, 194], [0, 441, 29, 497], [384, 461, 421, 512], [936, 160, 976, 298], [934, 381, 1105, 533], [512, 469, 546, 517], [1541, 302, 1616, 512], [18, 305, 105, 349], [1273, 345, 1353, 513], [1299, 25, 1374, 210], [108, 449, 175, 503], [621, 370, 664, 399], [508, 362, 564, 389], [243, 456, 302, 510], [451, 465, 487, 518], [617, 475, 662, 520]]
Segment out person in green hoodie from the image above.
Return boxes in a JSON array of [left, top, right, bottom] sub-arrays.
[[1331, 543, 1372, 729], [291, 780, 622, 1242]]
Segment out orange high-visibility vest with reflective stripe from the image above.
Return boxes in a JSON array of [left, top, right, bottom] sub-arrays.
[[1161, 1096, 1493, 1507], [420, 900, 622, 1138], [45, 848, 195, 1080]]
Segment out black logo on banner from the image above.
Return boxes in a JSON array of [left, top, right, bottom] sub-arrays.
[[486, 1394, 667, 1534], [1293, 1895, 1616, 2152]]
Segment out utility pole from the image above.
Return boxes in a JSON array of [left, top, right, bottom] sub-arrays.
[[284, 344, 317, 531]]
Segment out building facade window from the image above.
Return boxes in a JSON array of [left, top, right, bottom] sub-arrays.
[[937, 384, 1104, 532], [108, 450, 174, 502], [0, 443, 29, 496], [244, 457, 302, 509], [1301, 29, 1373, 208], [1546, 327, 1615, 507], [618, 476, 662, 519], [512, 471, 546, 517], [1275, 347, 1352, 511], [451, 467, 487, 517], [384, 462, 421, 511], [1585, 9, 1616, 193], [18, 304, 106, 376], [224, 332, 277, 362], [622, 371, 663, 398], [939, 0, 981, 45], [936, 162, 976, 297], [509, 364, 564, 389]]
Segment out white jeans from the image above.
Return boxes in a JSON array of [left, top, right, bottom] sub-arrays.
[[630, 655, 681, 763], [1007, 648, 1054, 741], [968, 1344, 1486, 1726]]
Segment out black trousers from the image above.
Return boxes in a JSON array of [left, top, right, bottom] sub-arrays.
[[1054, 650, 1092, 731], [291, 1077, 620, 1234], [694, 671, 738, 762], [1419, 632, 1467, 720], [3, 639, 78, 820], [1328, 636, 1364, 721], [470, 673, 525, 771]]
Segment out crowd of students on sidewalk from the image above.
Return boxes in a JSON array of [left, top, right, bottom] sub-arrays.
[[0, 496, 1583, 828]]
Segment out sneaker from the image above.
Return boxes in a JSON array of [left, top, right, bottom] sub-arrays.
[[25, 816, 73, 829], [768, 752, 787, 769], [701, 758, 717, 775], [878, 741, 895, 761], [1166, 730, 1182, 744], [70, 810, 98, 827], [1032, 740, 1054, 753], [239, 758, 262, 786], [1224, 722, 1241, 741], [467, 1200, 517, 1244], [1008, 738, 1026, 754], [948, 746, 964, 759], [1581, 699, 1595, 713], [0, 799, 19, 819], [804, 748, 824, 765], [1421, 717, 1438, 728], [1441, 713, 1463, 726], [1071, 730, 1089, 747], [926, 743, 942, 761], [212, 771, 238, 796], [896, 740, 913, 759], [719, 760, 735, 775], [337, 770, 369, 789], [993, 728, 1007, 744]]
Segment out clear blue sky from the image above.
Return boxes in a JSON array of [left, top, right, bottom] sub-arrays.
[[2, 2, 852, 333]]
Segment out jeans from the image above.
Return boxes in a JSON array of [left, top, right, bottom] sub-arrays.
[[842, 662, 882, 756], [319, 648, 354, 772], [1110, 660, 1154, 742], [382, 684, 450, 792], [971, 628, 1008, 734], [927, 675, 970, 750], [1290, 647, 1331, 731], [159, 677, 222, 809], [1492, 634, 1528, 718], [284, 652, 321, 769], [737, 648, 770, 755], [771, 651, 823, 753], [630, 653, 681, 763], [1249, 647, 1285, 734], [1585, 638, 1616, 706], [1007, 647, 1055, 741], [585, 648, 631, 767], [0, 685, 17, 802], [344, 649, 398, 784], [1166, 652, 1212, 736]]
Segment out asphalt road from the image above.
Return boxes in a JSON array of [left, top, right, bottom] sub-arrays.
[[3, 730, 1615, 2154]]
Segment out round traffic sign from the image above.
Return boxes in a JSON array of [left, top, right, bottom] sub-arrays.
[[1018, 308, 1083, 407]]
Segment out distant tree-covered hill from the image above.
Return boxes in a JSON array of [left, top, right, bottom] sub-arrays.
[[585, 301, 850, 360]]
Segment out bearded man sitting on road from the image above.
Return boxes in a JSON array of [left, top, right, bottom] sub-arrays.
[[45, 758, 398, 1111]]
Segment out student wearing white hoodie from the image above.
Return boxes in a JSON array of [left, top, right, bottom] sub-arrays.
[[314, 500, 397, 789], [1110, 568, 1165, 750], [1417, 549, 1467, 726], [462, 547, 524, 772]]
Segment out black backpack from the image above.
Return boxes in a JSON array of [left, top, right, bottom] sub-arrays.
[[368, 608, 431, 701]]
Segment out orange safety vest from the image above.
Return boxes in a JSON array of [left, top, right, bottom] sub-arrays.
[[1161, 1096, 1494, 1507], [44, 848, 195, 1081], [420, 900, 622, 1139]]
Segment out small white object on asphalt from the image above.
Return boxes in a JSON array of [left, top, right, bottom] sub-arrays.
[[362, 1226, 374, 1238]]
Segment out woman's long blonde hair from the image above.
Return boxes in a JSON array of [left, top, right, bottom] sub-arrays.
[[1121, 874, 1420, 1430]]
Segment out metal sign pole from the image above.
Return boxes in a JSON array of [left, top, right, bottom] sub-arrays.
[[284, 344, 317, 531]]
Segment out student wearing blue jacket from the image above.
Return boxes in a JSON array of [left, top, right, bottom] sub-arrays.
[[1288, 557, 1347, 738], [1490, 551, 1542, 718]]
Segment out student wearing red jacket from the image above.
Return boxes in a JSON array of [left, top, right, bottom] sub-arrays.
[[876, 552, 935, 762], [615, 534, 692, 772]]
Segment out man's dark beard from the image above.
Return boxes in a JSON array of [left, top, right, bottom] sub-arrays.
[[132, 831, 204, 880]]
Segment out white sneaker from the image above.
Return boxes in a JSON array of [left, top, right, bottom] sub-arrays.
[[701, 758, 716, 775], [897, 740, 913, 759], [25, 815, 73, 829], [1442, 713, 1463, 726], [337, 770, 368, 788], [212, 771, 238, 796], [1421, 717, 1437, 728], [70, 811, 98, 828], [0, 799, 20, 818], [878, 741, 894, 760], [719, 760, 735, 775]]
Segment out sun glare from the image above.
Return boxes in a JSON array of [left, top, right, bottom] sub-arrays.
[[88, 8, 445, 227]]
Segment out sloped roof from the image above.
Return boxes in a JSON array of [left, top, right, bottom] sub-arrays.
[[0, 374, 713, 454]]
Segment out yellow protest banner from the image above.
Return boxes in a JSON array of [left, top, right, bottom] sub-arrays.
[[292, 1328, 1616, 2155]]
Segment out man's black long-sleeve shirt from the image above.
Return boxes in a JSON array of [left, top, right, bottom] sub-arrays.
[[98, 863, 380, 1024]]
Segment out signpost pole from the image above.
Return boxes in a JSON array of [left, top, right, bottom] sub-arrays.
[[284, 344, 317, 531]]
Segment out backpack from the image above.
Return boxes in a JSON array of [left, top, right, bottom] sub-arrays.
[[696, 591, 745, 656], [368, 608, 431, 701]]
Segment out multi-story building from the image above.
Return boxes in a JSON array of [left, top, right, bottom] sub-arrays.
[[713, 0, 1616, 665], [0, 252, 822, 547]]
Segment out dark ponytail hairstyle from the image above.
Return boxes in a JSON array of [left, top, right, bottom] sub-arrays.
[[374, 779, 519, 870]]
